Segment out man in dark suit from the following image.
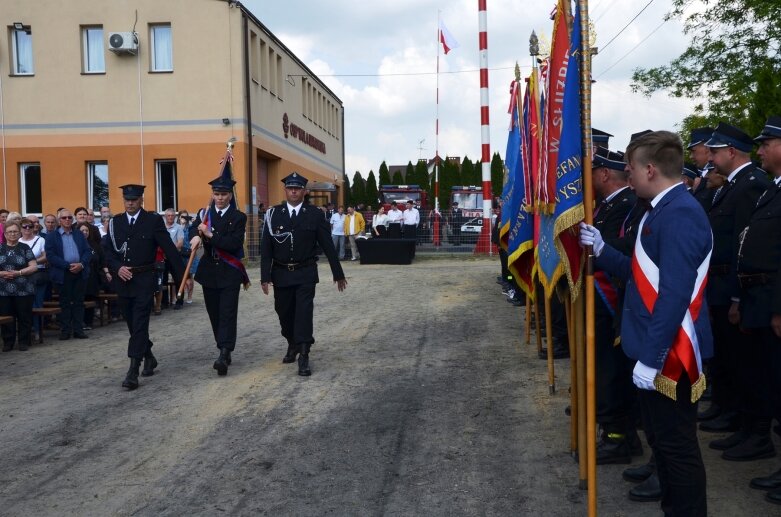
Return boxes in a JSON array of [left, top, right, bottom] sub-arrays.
[[189, 175, 248, 376], [45, 208, 93, 340], [590, 147, 642, 465], [581, 130, 712, 516], [260, 172, 347, 376], [738, 116, 781, 504], [701, 123, 771, 444], [102, 185, 184, 390], [688, 126, 718, 212]]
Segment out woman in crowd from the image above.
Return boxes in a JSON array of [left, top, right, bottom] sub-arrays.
[[373, 206, 389, 238], [177, 210, 197, 304], [77, 222, 108, 330], [0, 221, 38, 351], [19, 217, 48, 341]]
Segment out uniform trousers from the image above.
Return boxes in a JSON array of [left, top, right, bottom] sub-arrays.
[[708, 305, 741, 412], [273, 282, 316, 346], [58, 270, 86, 335], [120, 294, 154, 359], [770, 328, 781, 423], [595, 308, 635, 427], [736, 327, 773, 426], [0, 295, 33, 347], [638, 375, 706, 517], [203, 285, 240, 351]]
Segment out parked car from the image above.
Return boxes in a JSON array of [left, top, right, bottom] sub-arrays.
[[460, 217, 483, 242]]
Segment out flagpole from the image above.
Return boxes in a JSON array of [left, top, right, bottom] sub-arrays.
[[475, 0, 494, 255], [577, 0, 597, 514], [435, 11, 441, 231]]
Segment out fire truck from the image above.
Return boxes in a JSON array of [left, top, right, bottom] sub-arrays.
[[378, 185, 428, 211], [450, 185, 484, 218]]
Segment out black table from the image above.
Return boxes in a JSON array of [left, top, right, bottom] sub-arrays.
[[356, 238, 416, 265]]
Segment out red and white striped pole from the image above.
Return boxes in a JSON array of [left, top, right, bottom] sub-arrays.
[[433, 11, 442, 246], [475, 0, 494, 254]]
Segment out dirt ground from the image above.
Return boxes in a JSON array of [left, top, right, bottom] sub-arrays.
[[0, 256, 777, 516]]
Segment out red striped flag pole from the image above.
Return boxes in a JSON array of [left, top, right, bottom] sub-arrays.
[[475, 0, 494, 254], [434, 10, 442, 246]]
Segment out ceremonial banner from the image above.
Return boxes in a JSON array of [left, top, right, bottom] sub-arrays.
[[537, 1, 585, 298], [500, 80, 521, 249]]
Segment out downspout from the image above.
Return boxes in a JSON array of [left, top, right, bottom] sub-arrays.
[[241, 9, 256, 258]]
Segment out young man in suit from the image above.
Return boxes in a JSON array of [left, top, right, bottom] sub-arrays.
[[580, 131, 712, 516], [102, 185, 184, 390], [189, 175, 248, 376], [260, 172, 347, 376]]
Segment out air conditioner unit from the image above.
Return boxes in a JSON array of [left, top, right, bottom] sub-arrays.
[[108, 32, 138, 55]]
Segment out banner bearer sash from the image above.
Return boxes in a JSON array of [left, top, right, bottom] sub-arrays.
[[594, 271, 618, 317], [631, 214, 711, 402], [202, 207, 251, 289]]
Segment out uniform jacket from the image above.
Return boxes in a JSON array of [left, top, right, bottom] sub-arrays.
[[189, 206, 247, 289], [343, 212, 365, 236], [737, 181, 781, 328], [44, 228, 92, 284], [692, 171, 715, 213], [707, 163, 770, 305], [597, 184, 714, 370], [101, 209, 184, 297], [260, 202, 345, 287]]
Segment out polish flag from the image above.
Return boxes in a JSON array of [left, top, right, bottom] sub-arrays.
[[439, 20, 459, 54]]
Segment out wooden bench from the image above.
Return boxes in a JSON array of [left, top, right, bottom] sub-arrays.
[[32, 307, 62, 343], [96, 292, 120, 326], [0, 315, 14, 326]]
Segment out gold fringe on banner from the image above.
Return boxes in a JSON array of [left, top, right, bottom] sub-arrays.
[[653, 373, 707, 403]]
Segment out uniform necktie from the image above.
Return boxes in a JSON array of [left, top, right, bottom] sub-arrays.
[[129, 216, 135, 228], [290, 209, 297, 222]]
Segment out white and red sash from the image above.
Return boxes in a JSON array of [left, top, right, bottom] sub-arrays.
[[630, 214, 711, 401]]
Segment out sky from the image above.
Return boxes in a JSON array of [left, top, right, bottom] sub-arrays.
[[242, 0, 697, 182]]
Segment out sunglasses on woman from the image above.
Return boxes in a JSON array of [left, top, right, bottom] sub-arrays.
[[21, 225, 34, 229]]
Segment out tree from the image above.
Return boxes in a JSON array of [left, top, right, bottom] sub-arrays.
[[379, 161, 391, 186], [438, 157, 459, 209], [490, 152, 503, 203], [342, 172, 352, 207], [405, 161, 415, 185], [413, 160, 430, 206], [351, 172, 366, 206], [631, 1, 781, 141], [391, 168, 404, 184], [461, 156, 480, 186], [365, 170, 378, 206]]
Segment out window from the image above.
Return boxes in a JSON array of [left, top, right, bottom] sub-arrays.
[[276, 54, 283, 99], [260, 40, 268, 89], [81, 26, 105, 73], [11, 26, 34, 75], [87, 162, 109, 211], [249, 31, 259, 83], [268, 46, 276, 95], [19, 163, 42, 214], [150, 24, 173, 72], [156, 160, 177, 211]]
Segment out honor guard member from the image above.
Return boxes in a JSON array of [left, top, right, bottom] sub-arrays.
[[738, 116, 781, 504], [189, 175, 248, 376], [590, 146, 643, 464], [103, 185, 184, 390], [688, 126, 717, 211], [702, 123, 771, 439], [260, 172, 347, 376], [682, 162, 699, 191]]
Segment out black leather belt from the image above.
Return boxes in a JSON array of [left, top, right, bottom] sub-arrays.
[[709, 264, 730, 276], [128, 264, 156, 273], [273, 259, 316, 272], [738, 273, 773, 289]]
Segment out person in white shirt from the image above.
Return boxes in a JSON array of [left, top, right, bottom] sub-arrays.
[[162, 208, 184, 310], [330, 206, 346, 260], [373, 206, 389, 238], [386, 201, 404, 238], [402, 200, 420, 242]]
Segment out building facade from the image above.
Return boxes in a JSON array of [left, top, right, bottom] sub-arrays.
[[0, 0, 344, 219]]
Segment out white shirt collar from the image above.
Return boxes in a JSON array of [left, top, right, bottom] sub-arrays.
[[604, 185, 629, 203], [774, 176, 781, 186], [726, 161, 752, 183], [126, 212, 138, 223], [286, 202, 303, 214], [650, 183, 681, 208]]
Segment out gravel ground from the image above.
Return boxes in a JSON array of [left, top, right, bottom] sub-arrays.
[[0, 256, 776, 516]]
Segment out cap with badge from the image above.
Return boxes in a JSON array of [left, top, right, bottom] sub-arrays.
[[592, 128, 613, 146], [682, 162, 699, 180], [281, 171, 308, 189], [209, 175, 236, 192], [119, 184, 145, 200], [630, 129, 653, 142], [754, 116, 781, 142], [687, 127, 715, 149], [705, 122, 754, 152], [592, 146, 625, 171]]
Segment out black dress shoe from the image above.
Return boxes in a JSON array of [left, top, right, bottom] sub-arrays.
[[750, 467, 781, 490], [767, 487, 781, 505], [623, 461, 655, 483], [122, 358, 142, 390], [697, 402, 721, 421], [213, 349, 229, 376], [141, 352, 158, 377], [722, 434, 776, 461], [596, 437, 632, 465], [298, 343, 311, 376], [538, 341, 570, 359], [73, 332, 89, 339], [224, 350, 232, 365], [628, 472, 661, 502], [2, 343, 13, 352], [699, 410, 740, 432], [282, 342, 299, 364], [507, 297, 524, 306], [709, 429, 749, 451]]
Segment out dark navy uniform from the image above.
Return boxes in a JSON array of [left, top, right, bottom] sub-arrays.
[[260, 172, 345, 376], [190, 199, 247, 362], [103, 184, 184, 389]]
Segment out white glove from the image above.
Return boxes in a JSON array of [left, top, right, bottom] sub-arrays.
[[632, 361, 658, 391], [578, 222, 604, 257]]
